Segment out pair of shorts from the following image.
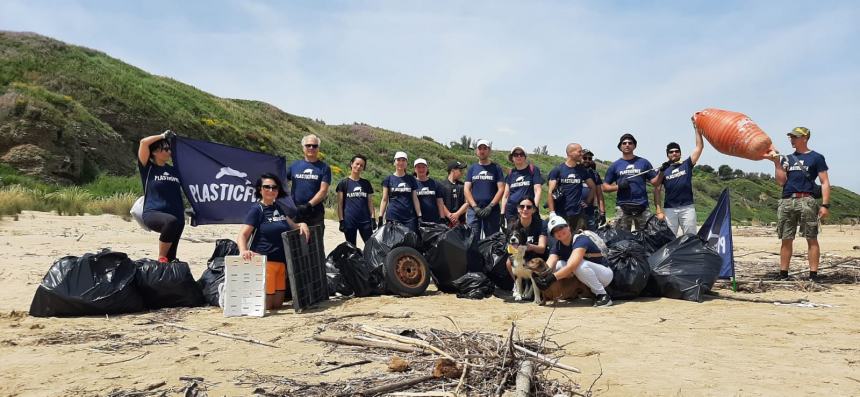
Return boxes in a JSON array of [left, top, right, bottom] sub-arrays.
[[777, 197, 819, 240], [266, 261, 287, 294]]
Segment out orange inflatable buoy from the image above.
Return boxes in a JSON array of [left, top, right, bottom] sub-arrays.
[[692, 109, 777, 161]]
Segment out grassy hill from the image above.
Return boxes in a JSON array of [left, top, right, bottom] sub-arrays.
[[1, 31, 858, 224]]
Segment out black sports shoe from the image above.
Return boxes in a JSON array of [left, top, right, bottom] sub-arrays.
[[809, 273, 821, 283], [593, 294, 613, 307]]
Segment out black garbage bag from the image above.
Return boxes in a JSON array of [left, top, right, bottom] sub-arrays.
[[197, 239, 238, 306], [135, 259, 204, 309], [604, 240, 650, 300], [648, 234, 722, 302], [475, 232, 513, 291], [451, 272, 495, 299], [328, 242, 385, 297], [30, 250, 145, 317], [418, 222, 450, 254], [363, 222, 420, 272], [633, 216, 676, 254], [424, 225, 477, 292], [596, 225, 637, 247]]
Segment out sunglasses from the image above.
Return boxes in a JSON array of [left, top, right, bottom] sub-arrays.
[[304, 144, 319, 149], [583, 157, 593, 161], [157, 146, 171, 152], [512, 152, 526, 158], [518, 204, 534, 210], [261, 184, 279, 191], [668, 149, 680, 154], [621, 141, 635, 146]]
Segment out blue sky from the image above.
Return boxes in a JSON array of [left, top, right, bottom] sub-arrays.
[[2, 1, 859, 192]]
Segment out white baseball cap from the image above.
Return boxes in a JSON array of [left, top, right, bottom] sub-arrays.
[[414, 158, 428, 167], [547, 216, 568, 234], [394, 151, 408, 160], [475, 139, 491, 148]]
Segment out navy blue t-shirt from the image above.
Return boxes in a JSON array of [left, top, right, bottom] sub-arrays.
[[550, 235, 604, 265], [581, 168, 603, 210], [336, 177, 374, 228], [383, 174, 419, 222], [138, 161, 185, 218], [604, 157, 656, 207], [548, 163, 593, 216], [782, 151, 828, 198], [243, 203, 292, 263], [512, 218, 547, 261], [505, 164, 543, 210], [287, 159, 332, 214], [466, 162, 504, 206], [662, 157, 694, 208], [416, 178, 443, 223]]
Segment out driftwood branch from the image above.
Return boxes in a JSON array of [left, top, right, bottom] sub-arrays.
[[360, 325, 455, 360], [513, 344, 581, 373], [319, 359, 372, 374], [157, 321, 279, 348], [344, 374, 436, 397], [515, 360, 534, 397], [313, 335, 431, 354], [96, 351, 149, 366]]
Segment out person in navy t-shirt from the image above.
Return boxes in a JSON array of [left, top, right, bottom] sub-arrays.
[[602, 133, 661, 232], [137, 130, 186, 262], [464, 139, 506, 237], [502, 146, 543, 226], [653, 128, 704, 236], [238, 173, 309, 310], [413, 158, 444, 224], [580, 149, 606, 231], [379, 151, 422, 231], [336, 155, 376, 245], [771, 127, 831, 282], [287, 134, 331, 232], [548, 143, 596, 232]]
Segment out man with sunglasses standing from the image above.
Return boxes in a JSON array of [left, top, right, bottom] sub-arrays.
[[771, 127, 831, 282], [548, 143, 596, 232], [580, 149, 606, 231], [653, 128, 704, 236], [602, 133, 661, 232], [464, 139, 506, 238], [287, 134, 331, 234]]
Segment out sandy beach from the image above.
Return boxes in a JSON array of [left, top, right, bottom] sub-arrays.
[[1, 211, 858, 396]]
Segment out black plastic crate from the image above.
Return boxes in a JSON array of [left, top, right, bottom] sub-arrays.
[[282, 225, 328, 313]]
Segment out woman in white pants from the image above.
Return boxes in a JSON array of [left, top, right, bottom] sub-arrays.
[[534, 216, 614, 307]]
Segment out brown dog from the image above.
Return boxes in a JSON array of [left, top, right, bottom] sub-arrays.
[[526, 258, 593, 304]]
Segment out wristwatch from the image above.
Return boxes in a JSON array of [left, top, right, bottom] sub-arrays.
[[821, 203, 831, 209]]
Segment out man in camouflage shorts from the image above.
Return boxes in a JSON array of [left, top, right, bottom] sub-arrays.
[[772, 127, 831, 282]]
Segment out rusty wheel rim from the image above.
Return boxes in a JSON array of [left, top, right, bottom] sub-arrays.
[[395, 255, 426, 288]]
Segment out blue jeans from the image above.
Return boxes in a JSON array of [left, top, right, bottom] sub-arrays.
[[466, 206, 501, 238]]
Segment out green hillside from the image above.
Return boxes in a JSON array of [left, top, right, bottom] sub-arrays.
[[1, 31, 857, 224]]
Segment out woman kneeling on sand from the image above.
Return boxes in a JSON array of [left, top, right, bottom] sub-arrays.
[[138, 131, 185, 263], [237, 173, 309, 310]]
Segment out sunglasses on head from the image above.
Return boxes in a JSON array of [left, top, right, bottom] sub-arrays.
[[518, 204, 533, 210], [261, 184, 279, 191], [304, 144, 319, 149], [621, 141, 635, 146]]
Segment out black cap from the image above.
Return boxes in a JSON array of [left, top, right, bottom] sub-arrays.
[[617, 133, 637, 150], [666, 142, 680, 154], [447, 160, 467, 172]]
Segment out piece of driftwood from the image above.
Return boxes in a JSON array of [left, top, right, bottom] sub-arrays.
[[710, 293, 808, 305], [319, 359, 372, 374], [344, 374, 436, 397], [360, 325, 455, 360], [515, 360, 534, 397], [513, 344, 580, 373], [158, 321, 279, 348], [96, 351, 149, 366], [313, 335, 430, 354]]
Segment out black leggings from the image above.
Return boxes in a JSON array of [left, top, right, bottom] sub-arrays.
[[343, 225, 373, 246], [142, 211, 185, 260]]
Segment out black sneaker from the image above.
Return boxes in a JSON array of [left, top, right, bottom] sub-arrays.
[[809, 273, 821, 283], [593, 294, 613, 307]]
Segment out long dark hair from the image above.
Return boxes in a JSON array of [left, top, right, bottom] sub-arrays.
[[148, 139, 170, 160], [254, 173, 287, 200]]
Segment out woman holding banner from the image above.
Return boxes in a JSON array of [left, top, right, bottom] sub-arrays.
[[137, 130, 185, 263], [238, 173, 310, 310]]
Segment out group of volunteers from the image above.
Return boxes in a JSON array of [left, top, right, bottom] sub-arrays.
[[136, 125, 831, 309]]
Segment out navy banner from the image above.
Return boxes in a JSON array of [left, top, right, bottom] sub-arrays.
[[171, 136, 295, 225], [697, 188, 735, 279]]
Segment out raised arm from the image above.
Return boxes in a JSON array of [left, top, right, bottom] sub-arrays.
[[690, 128, 704, 165]]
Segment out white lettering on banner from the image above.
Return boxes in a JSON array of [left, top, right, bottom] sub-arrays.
[[188, 183, 257, 204], [717, 236, 727, 255]]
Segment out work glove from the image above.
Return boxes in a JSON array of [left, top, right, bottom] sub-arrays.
[[417, 215, 424, 224], [598, 212, 607, 227], [659, 161, 673, 172], [376, 216, 384, 229], [339, 220, 346, 233], [617, 177, 630, 191], [533, 272, 557, 291], [476, 206, 491, 218], [161, 130, 177, 140], [296, 203, 310, 215]]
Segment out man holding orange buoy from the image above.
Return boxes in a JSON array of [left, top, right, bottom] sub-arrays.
[[602, 133, 662, 232], [653, 128, 705, 236], [772, 127, 831, 282]]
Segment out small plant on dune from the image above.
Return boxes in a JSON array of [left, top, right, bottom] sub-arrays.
[[46, 186, 93, 215], [0, 185, 46, 216], [87, 192, 136, 220]]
